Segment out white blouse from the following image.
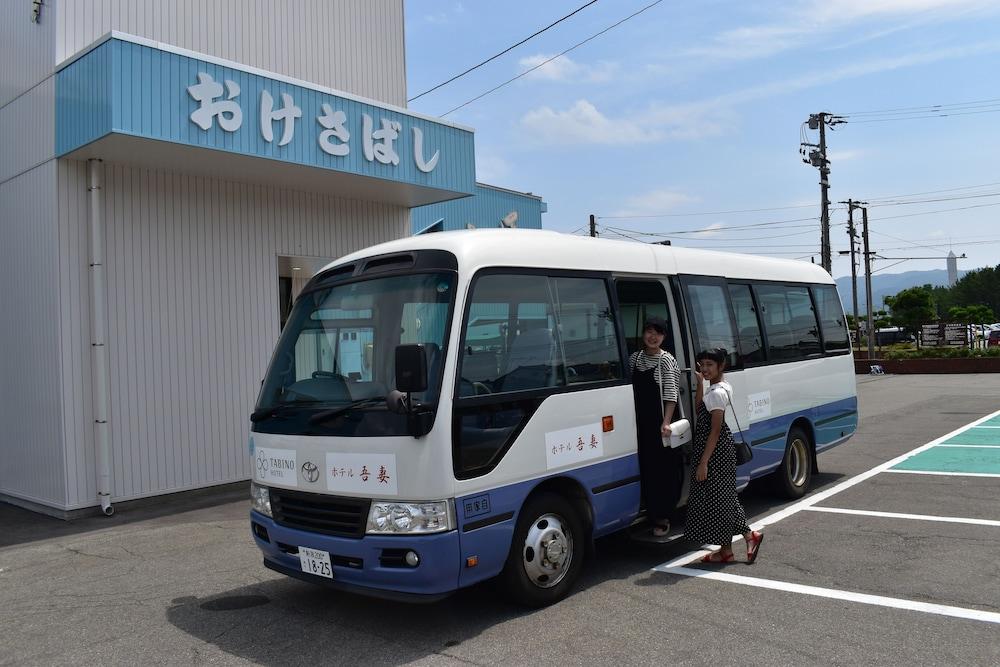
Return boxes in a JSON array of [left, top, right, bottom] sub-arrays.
[[703, 381, 733, 413]]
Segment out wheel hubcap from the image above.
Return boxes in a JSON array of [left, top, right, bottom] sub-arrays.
[[522, 513, 574, 588], [788, 437, 809, 487]]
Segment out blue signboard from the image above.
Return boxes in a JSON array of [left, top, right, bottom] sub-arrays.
[[56, 36, 476, 197]]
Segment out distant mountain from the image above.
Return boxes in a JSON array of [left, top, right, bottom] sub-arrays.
[[834, 269, 968, 312]]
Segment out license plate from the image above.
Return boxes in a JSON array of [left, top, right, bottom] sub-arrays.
[[299, 546, 333, 579]]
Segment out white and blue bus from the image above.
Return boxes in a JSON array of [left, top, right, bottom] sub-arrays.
[[249, 230, 857, 605]]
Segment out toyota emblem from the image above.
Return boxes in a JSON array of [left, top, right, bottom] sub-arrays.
[[301, 461, 319, 483]]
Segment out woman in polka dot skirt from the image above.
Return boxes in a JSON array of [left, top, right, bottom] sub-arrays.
[[684, 347, 763, 563]]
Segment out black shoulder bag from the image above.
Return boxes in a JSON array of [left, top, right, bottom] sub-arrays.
[[718, 385, 753, 466]]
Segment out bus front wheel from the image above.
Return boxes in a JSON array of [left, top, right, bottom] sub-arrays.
[[500, 492, 585, 607], [773, 426, 813, 499]]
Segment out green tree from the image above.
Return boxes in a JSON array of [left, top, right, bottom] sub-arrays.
[[885, 286, 935, 347], [948, 305, 995, 323], [949, 264, 1000, 317]]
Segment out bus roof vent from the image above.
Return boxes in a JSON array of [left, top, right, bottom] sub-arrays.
[[362, 254, 414, 274]]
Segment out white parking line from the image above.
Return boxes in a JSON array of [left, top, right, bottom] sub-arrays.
[[658, 567, 1000, 625], [885, 469, 1000, 479], [935, 444, 1000, 448], [650, 406, 1000, 618], [804, 505, 1000, 527]]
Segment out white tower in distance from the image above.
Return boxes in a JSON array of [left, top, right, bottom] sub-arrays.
[[947, 250, 958, 287]]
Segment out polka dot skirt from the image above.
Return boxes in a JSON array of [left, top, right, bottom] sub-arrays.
[[684, 402, 751, 546]]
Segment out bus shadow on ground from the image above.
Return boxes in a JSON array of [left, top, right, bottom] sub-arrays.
[[165, 474, 844, 665]]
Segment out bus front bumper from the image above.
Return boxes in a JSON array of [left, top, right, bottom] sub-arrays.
[[250, 511, 461, 600]]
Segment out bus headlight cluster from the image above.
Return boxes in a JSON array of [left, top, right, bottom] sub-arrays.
[[366, 500, 455, 534], [250, 482, 272, 517]]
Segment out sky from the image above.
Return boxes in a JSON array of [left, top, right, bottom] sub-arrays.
[[403, 0, 1000, 280]]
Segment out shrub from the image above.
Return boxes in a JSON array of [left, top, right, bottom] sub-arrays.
[[881, 347, 1000, 360]]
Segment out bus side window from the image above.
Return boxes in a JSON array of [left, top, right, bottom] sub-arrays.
[[682, 279, 740, 369], [728, 283, 765, 364]]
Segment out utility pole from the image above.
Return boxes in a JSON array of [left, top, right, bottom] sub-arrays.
[[589, 214, 597, 238], [818, 117, 831, 273], [861, 205, 875, 355], [841, 199, 861, 349], [801, 112, 845, 274]]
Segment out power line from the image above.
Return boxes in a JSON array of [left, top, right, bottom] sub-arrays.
[[602, 227, 819, 242], [440, 0, 664, 117], [841, 97, 1000, 116], [408, 0, 600, 103], [845, 107, 1000, 124], [597, 202, 818, 219], [864, 200, 1000, 222], [868, 191, 1000, 207], [602, 216, 821, 236], [862, 180, 1000, 202]]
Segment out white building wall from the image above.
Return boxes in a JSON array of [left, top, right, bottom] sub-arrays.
[[0, 78, 56, 184], [57, 160, 409, 508], [0, 2, 63, 510], [55, 0, 407, 106], [0, 162, 67, 508], [0, 0, 56, 108]]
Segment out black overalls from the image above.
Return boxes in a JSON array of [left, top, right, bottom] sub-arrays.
[[632, 365, 683, 523]]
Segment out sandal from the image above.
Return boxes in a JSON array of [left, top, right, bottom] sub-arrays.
[[746, 531, 764, 563], [651, 521, 671, 537], [700, 551, 735, 563]]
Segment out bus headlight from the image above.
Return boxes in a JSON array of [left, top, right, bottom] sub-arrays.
[[366, 499, 455, 534], [250, 482, 272, 517]]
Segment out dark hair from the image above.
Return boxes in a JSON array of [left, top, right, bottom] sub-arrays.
[[643, 316, 667, 335], [696, 347, 728, 366]]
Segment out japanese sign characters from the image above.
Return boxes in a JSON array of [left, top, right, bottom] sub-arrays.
[[325, 453, 399, 496], [186, 72, 440, 173], [544, 423, 604, 470], [254, 447, 298, 487]]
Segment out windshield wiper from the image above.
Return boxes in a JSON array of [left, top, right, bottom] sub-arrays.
[[307, 397, 385, 425], [250, 401, 323, 423]]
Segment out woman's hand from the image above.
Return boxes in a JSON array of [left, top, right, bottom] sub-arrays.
[[661, 421, 672, 437], [694, 369, 704, 384], [696, 460, 708, 482]]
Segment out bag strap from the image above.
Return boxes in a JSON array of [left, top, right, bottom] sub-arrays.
[[717, 385, 747, 444]]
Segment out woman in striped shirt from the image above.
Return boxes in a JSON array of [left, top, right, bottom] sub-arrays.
[[628, 317, 682, 537]]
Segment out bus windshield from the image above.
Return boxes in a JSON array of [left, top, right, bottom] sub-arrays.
[[253, 271, 455, 436]]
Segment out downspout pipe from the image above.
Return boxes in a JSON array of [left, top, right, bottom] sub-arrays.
[[88, 159, 114, 516]]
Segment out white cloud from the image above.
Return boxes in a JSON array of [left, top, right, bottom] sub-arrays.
[[518, 40, 1000, 148], [682, 0, 997, 62], [474, 151, 510, 183], [518, 54, 618, 83], [690, 222, 726, 238], [827, 148, 867, 162], [612, 189, 698, 218], [519, 100, 660, 146]]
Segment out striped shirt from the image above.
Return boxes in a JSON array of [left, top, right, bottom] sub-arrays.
[[628, 350, 680, 402]]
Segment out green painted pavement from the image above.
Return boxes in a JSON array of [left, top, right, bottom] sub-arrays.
[[942, 427, 1000, 446], [979, 414, 1000, 427], [893, 446, 1000, 474]]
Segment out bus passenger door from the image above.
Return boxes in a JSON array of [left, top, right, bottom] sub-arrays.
[[614, 278, 694, 444]]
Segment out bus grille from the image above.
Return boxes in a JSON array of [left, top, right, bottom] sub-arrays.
[[270, 489, 371, 538]]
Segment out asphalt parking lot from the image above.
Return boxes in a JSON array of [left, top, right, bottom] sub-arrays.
[[2, 374, 999, 666]]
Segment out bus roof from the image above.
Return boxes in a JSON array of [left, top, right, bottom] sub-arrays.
[[323, 229, 834, 284]]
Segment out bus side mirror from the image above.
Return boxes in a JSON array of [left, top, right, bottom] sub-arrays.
[[395, 344, 428, 393]]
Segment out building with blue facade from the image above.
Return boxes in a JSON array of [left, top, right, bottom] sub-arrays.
[[0, 1, 543, 517], [412, 183, 547, 234]]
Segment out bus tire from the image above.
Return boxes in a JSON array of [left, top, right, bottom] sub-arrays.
[[500, 492, 585, 608], [773, 426, 813, 499]]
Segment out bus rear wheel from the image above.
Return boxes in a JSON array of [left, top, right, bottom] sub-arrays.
[[773, 426, 813, 499], [500, 492, 585, 607]]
